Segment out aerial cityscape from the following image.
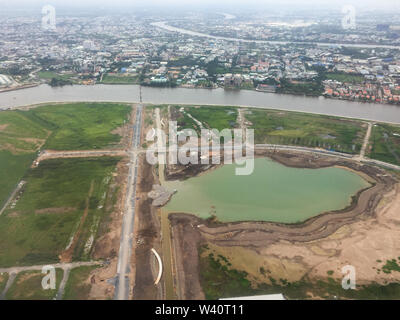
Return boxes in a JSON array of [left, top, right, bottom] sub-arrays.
[[0, 0, 400, 308]]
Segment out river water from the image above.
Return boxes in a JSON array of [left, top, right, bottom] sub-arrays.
[[152, 21, 400, 50], [1, 84, 400, 124]]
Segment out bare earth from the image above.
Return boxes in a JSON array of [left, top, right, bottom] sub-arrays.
[[167, 151, 400, 299]]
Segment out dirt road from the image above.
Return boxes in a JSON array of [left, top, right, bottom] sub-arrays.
[[0, 261, 102, 300], [115, 104, 143, 300]]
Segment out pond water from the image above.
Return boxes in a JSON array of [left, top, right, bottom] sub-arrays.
[[165, 158, 370, 223]]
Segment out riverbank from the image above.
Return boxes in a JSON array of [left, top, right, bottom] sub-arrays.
[[0, 83, 39, 93], [166, 150, 398, 299], [1, 84, 400, 124]]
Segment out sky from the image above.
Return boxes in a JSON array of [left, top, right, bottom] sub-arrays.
[[1, 0, 399, 12], [1, 0, 399, 7]]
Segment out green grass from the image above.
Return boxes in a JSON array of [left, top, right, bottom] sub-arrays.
[[169, 105, 366, 154], [38, 71, 77, 82], [382, 258, 400, 274], [5, 268, 63, 300], [0, 157, 120, 267], [174, 109, 199, 133], [0, 110, 49, 153], [245, 109, 365, 154], [326, 73, 365, 83], [0, 110, 50, 209], [0, 272, 9, 293], [199, 249, 400, 300], [23, 103, 131, 150], [101, 74, 139, 84], [199, 252, 255, 300], [171, 105, 238, 134], [63, 265, 99, 300], [0, 103, 130, 215], [369, 123, 400, 165], [256, 277, 400, 300], [0, 151, 36, 210], [184, 106, 238, 132]]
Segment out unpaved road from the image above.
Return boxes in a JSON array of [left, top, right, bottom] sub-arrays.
[[0, 181, 25, 216], [0, 260, 102, 275], [0, 261, 102, 300], [36, 150, 128, 162], [115, 104, 143, 300]]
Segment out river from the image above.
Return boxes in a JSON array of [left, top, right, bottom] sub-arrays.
[[1, 84, 400, 124], [152, 21, 400, 50]]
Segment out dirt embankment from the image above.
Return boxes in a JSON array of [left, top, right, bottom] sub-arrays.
[[86, 158, 129, 299], [131, 155, 163, 300], [168, 150, 399, 299], [170, 214, 205, 300]]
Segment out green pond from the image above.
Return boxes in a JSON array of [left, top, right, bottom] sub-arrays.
[[164, 158, 370, 223]]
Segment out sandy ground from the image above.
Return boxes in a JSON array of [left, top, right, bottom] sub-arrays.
[[202, 183, 400, 286], [167, 151, 400, 298], [131, 155, 163, 299], [86, 159, 129, 300]]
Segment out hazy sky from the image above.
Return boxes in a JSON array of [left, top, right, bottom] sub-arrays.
[[1, 0, 399, 11], [1, 0, 399, 6]]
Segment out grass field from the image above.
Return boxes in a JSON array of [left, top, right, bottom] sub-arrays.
[[245, 109, 366, 154], [0, 110, 49, 153], [101, 74, 139, 84], [5, 269, 63, 300], [38, 71, 78, 82], [0, 151, 36, 210], [369, 123, 400, 165], [0, 110, 50, 209], [325, 73, 365, 83], [199, 248, 400, 300], [0, 103, 130, 212], [63, 265, 99, 300], [0, 272, 9, 293], [23, 103, 131, 150], [171, 105, 238, 133], [0, 157, 120, 267], [199, 251, 256, 300]]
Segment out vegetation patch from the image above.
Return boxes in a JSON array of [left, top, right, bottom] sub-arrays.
[[199, 251, 255, 300], [171, 105, 238, 134], [0, 110, 49, 154], [325, 73, 365, 83], [381, 258, 400, 274], [0, 272, 9, 293], [0, 151, 36, 210], [5, 269, 63, 300], [0, 103, 130, 215], [0, 110, 50, 209], [37, 71, 77, 82], [199, 247, 400, 300], [63, 265, 99, 300], [369, 123, 400, 165], [246, 109, 365, 154], [0, 157, 120, 267], [101, 74, 139, 84], [23, 103, 131, 150]]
